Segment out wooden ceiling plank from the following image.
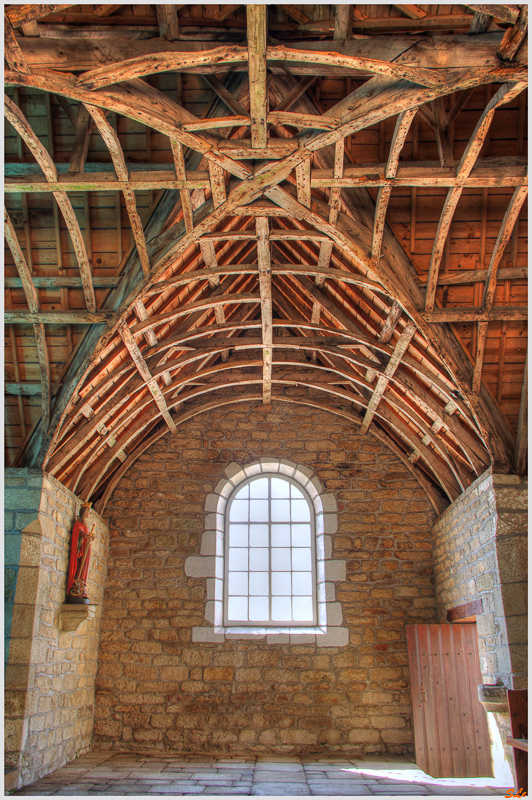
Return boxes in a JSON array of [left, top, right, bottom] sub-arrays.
[[119, 323, 177, 434], [4, 94, 96, 312], [498, 5, 528, 60], [482, 184, 528, 311], [515, 342, 528, 474], [85, 103, 151, 276], [247, 4, 268, 149], [257, 216, 273, 404], [4, 209, 51, 432]]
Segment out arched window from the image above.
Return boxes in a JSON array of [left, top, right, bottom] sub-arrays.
[[225, 474, 316, 627], [186, 459, 348, 643]]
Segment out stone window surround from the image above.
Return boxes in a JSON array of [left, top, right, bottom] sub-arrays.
[[185, 458, 349, 646]]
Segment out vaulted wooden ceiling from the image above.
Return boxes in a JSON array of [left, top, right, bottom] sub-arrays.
[[4, 3, 528, 514]]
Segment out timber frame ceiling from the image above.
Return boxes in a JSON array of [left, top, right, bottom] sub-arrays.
[[4, 3, 528, 515]]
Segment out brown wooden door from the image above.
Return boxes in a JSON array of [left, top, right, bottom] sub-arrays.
[[406, 624, 492, 778]]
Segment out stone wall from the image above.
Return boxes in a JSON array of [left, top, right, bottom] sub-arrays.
[[432, 469, 527, 782], [433, 470, 527, 688], [95, 401, 437, 756], [4, 470, 110, 791]]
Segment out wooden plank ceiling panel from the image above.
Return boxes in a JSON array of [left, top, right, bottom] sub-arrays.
[[3, 2, 527, 508]]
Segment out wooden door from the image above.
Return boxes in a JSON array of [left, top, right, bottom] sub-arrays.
[[406, 624, 492, 778]]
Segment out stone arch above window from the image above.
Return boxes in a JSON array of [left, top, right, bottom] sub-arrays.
[[185, 458, 349, 646]]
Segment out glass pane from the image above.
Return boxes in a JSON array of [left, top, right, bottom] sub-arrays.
[[271, 548, 291, 571], [249, 596, 269, 621], [271, 499, 290, 522], [234, 484, 249, 500], [271, 524, 290, 547], [292, 596, 313, 621], [249, 499, 269, 521], [272, 596, 292, 621], [249, 524, 268, 547], [228, 596, 247, 621], [230, 499, 249, 522], [271, 478, 290, 498], [249, 547, 269, 571], [250, 478, 268, 498], [272, 572, 291, 596], [228, 571, 248, 595], [249, 572, 269, 596], [292, 572, 312, 595], [291, 524, 311, 547], [229, 524, 248, 547], [291, 485, 304, 499], [228, 548, 248, 571], [291, 499, 310, 522], [292, 548, 312, 571]]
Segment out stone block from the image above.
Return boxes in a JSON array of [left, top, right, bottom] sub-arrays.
[[325, 582, 336, 601], [316, 627, 349, 648], [192, 627, 225, 643], [184, 556, 215, 578], [325, 560, 346, 581], [267, 634, 289, 643], [324, 535, 332, 559], [200, 531, 216, 556], [205, 494, 220, 513], [290, 634, 315, 644], [326, 602, 343, 626], [225, 462, 245, 484], [13, 567, 40, 605], [501, 581, 528, 617], [492, 474, 521, 485], [496, 536, 527, 584], [505, 615, 528, 645]]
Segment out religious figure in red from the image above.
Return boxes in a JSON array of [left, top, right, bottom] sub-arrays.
[[66, 502, 95, 604]]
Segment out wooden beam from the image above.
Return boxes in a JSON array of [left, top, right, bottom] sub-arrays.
[[86, 104, 151, 275], [360, 323, 416, 434], [469, 10, 493, 34], [415, 266, 526, 288], [465, 5, 519, 24], [257, 217, 273, 404], [4, 15, 30, 73], [425, 81, 526, 311], [394, 5, 426, 19], [270, 76, 316, 113], [366, 300, 403, 382], [5, 311, 113, 324], [515, 343, 528, 475], [68, 105, 92, 174], [247, 5, 268, 149], [170, 140, 194, 234], [156, 5, 180, 41], [119, 323, 177, 434], [5, 94, 97, 312], [4, 209, 51, 431], [334, 5, 353, 39], [372, 108, 416, 266], [482, 185, 528, 310], [422, 307, 527, 323], [208, 162, 227, 208], [498, 5, 528, 60], [202, 74, 249, 117]]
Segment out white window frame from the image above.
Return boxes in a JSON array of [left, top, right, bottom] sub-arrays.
[[186, 459, 349, 645], [224, 473, 318, 629]]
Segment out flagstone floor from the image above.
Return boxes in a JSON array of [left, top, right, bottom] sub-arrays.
[[12, 751, 513, 796]]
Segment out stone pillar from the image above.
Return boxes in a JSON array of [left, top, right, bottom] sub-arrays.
[[4, 470, 110, 791], [432, 469, 527, 782]]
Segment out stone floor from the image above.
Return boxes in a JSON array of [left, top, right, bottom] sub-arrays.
[[12, 751, 513, 797]]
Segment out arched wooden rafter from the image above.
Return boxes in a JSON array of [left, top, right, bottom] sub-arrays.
[[4, 3, 527, 508]]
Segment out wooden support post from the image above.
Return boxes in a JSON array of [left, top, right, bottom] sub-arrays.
[[171, 139, 194, 233], [257, 216, 273, 404], [334, 4, 353, 39], [156, 4, 180, 40], [247, 4, 268, 149]]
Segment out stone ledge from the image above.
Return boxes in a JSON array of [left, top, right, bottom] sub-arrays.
[[60, 604, 96, 632]]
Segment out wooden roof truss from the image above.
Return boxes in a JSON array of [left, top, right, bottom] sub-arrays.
[[4, 3, 528, 514]]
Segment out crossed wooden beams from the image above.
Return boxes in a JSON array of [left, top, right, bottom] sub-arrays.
[[4, 3, 527, 493]]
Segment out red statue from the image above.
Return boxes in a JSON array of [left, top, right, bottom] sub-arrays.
[[66, 502, 95, 604]]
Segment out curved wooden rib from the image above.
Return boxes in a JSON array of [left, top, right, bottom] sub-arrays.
[[4, 208, 51, 431], [94, 394, 448, 517], [73, 375, 461, 502], [76, 45, 443, 93], [425, 81, 526, 311], [4, 95, 96, 312], [85, 104, 151, 276]]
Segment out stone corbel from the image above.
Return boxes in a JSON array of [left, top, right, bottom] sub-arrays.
[[60, 604, 96, 632], [478, 683, 509, 713]]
